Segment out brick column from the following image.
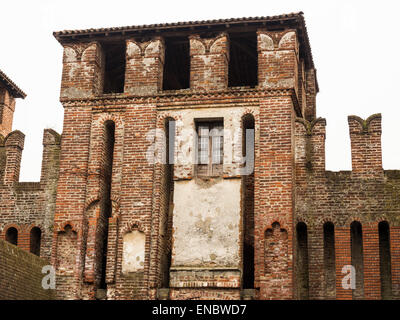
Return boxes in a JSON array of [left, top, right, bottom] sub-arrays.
[[390, 227, 400, 299], [308, 227, 324, 299], [257, 30, 298, 90], [52, 105, 93, 299], [256, 96, 295, 300], [124, 37, 165, 95], [305, 68, 317, 121], [363, 222, 381, 299], [189, 33, 229, 91], [335, 227, 352, 300], [0, 88, 16, 137], [348, 114, 383, 179], [4, 130, 24, 185], [60, 42, 103, 99]]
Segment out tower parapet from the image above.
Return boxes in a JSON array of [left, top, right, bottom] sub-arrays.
[[348, 114, 383, 178], [189, 33, 229, 91], [0, 69, 26, 137], [60, 42, 104, 99], [124, 37, 165, 95]]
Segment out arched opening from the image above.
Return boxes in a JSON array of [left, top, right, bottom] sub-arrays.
[[242, 114, 255, 289], [30, 227, 42, 256], [379, 221, 392, 299], [264, 222, 288, 276], [350, 221, 364, 299], [296, 222, 309, 299], [56, 224, 78, 298], [5, 227, 18, 246], [97, 120, 115, 290], [228, 32, 258, 87], [160, 117, 175, 288], [323, 222, 336, 298]]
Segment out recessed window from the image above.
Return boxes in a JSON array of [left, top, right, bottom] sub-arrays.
[[102, 41, 126, 94], [351, 221, 364, 300], [5, 227, 18, 246], [30, 227, 42, 256], [228, 32, 258, 87], [163, 37, 190, 90], [196, 120, 223, 176]]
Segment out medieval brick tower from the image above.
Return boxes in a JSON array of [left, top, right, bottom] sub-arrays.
[[1, 12, 399, 300]]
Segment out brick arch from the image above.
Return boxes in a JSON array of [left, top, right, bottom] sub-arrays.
[[55, 222, 78, 276], [241, 108, 258, 119], [2, 223, 22, 237], [85, 197, 121, 219], [110, 196, 121, 218], [85, 197, 100, 211], [344, 216, 365, 228], [143, 38, 164, 57], [92, 113, 124, 130], [121, 220, 148, 235], [313, 215, 338, 229], [257, 32, 274, 51], [80, 42, 99, 62], [264, 221, 289, 277], [157, 113, 179, 128], [278, 30, 296, 49], [28, 225, 43, 256], [209, 33, 228, 54], [1, 223, 23, 240], [263, 219, 289, 234], [126, 40, 142, 58], [55, 221, 79, 234], [64, 42, 97, 62], [189, 36, 206, 55], [26, 223, 44, 234], [375, 215, 394, 225]]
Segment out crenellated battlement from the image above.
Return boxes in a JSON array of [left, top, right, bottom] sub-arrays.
[[295, 113, 400, 299], [0, 126, 61, 261], [1, 13, 399, 301], [295, 113, 395, 179], [0, 128, 61, 186]]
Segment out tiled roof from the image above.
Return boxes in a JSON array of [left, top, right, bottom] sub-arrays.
[[0, 69, 26, 99], [53, 11, 317, 83], [54, 12, 304, 37]]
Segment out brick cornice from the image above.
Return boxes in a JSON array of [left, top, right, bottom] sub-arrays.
[[60, 87, 302, 115]]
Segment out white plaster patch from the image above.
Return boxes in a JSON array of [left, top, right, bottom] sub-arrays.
[[64, 47, 77, 63], [172, 178, 241, 267], [258, 33, 274, 51], [190, 38, 206, 55], [209, 36, 225, 53], [142, 57, 155, 75], [145, 40, 161, 55], [126, 41, 141, 58], [122, 230, 145, 273], [278, 31, 296, 49]]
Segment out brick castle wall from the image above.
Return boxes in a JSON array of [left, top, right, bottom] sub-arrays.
[[0, 239, 55, 299], [0, 14, 399, 300]]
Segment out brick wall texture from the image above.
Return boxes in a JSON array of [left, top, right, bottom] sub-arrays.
[[0, 13, 399, 300], [0, 239, 55, 299]]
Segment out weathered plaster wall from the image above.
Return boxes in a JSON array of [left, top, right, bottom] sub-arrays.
[[172, 178, 241, 267], [158, 106, 257, 180], [122, 230, 145, 273]]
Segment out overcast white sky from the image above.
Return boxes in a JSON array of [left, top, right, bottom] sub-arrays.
[[0, 0, 399, 181]]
